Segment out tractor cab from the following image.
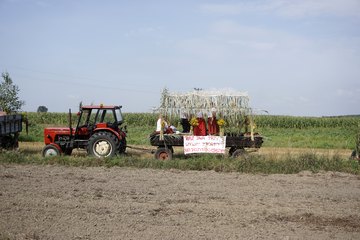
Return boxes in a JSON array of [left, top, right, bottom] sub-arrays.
[[42, 105, 127, 158], [75, 105, 124, 137]]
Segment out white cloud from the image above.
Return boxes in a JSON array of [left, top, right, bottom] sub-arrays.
[[200, 0, 360, 18], [200, 2, 251, 15], [336, 88, 360, 97], [211, 20, 271, 37], [299, 96, 310, 103], [208, 20, 312, 53], [176, 37, 229, 62], [228, 40, 275, 51], [124, 26, 162, 38], [3, 0, 51, 7], [276, 0, 360, 18]]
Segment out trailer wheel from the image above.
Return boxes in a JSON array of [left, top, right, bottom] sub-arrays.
[[229, 147, 245, 157], [351, 150, 360, 161], [0, 136, 12, 149], [0, 134, 18, 150], [231, 148, 248, 159], [42, 145, 60, 157], [88, 132, 117, 158], [155, 147, 173, 160]]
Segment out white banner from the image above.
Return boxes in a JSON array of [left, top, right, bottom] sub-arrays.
[[183, 136, 226, 154]]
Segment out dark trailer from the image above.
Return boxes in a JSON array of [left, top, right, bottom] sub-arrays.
[[0, 113, 22, 149]]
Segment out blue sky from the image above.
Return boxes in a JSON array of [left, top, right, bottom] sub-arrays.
[[0, 0, 359, 116]]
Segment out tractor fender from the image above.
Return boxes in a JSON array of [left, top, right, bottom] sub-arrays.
[[93, 128, 122, 140]]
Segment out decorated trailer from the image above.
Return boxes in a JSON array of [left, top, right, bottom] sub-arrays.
[[0, 113, 23, 149], [150, 89, 263, 160]]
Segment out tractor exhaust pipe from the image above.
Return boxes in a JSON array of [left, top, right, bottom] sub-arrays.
[[69, 108, 72, 138]]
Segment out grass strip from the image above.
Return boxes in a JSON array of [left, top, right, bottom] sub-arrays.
[[1, 151, 359, 175]]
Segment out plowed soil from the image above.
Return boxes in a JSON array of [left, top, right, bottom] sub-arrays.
[[1, 164, 359, 239]]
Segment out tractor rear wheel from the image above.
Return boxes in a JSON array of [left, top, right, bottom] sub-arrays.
[[88, 132, 117, 158]]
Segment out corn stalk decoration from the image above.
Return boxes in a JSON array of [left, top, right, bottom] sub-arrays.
[[158, 88, 254, 135]]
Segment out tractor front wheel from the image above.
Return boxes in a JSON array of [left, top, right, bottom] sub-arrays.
[[88, 132, 117, 158], [42, 145, 61, 157]]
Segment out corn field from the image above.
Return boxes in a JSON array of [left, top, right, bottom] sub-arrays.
[[24, 112, 359, 129], [19, 112, 359, 149], [253, 115, 360, 129], [24, 112, 73, 125]]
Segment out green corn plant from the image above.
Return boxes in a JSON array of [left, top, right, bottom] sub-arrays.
[[355, 131, 360, 159]]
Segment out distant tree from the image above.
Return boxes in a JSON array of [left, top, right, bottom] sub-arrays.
[[37, 106, 48, 113], [0, 72, 25, 113]]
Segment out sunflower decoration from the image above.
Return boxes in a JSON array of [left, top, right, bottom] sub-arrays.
[[190, 117, 199, 127], [217, 118, 226, 127]]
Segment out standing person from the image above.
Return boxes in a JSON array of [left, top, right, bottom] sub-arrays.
[[180, 112, 191, 133], [207, 108, 219, 135], [193, 112, 206, 136]]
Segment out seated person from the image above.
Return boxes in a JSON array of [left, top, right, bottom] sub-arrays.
[[156, 114, 173, 134]]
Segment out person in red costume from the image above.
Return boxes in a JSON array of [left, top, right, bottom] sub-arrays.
[[193, 112, 207, 136], [207, 108, 219, 135]]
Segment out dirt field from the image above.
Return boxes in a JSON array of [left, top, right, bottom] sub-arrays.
[[1, 164, 359, 240]]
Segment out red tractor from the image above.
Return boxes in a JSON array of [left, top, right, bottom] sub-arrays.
[[42, 105, 127, 158]]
